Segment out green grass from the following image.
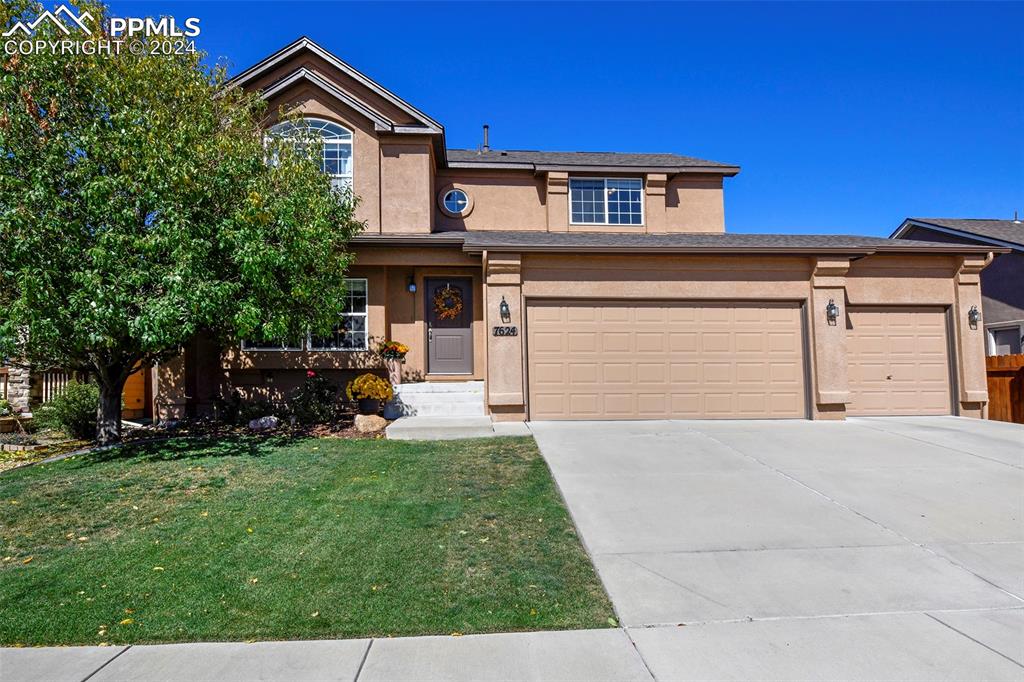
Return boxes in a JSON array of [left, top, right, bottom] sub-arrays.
[[0, 436, 614, 645]]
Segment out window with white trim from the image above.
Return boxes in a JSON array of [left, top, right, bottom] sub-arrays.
[[988, 325, 1023, 356], [570, 178, 643, 225], [269, 118, 353, 193], [309, 278, 368, 351], [241, 279, 368, 352]]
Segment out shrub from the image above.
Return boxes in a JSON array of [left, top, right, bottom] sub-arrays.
[[0, 399, 11, 417], [346, 373, 393, 402], [290, 371, 338, 424], [33, 381, 101, 440], [214, 390, 278, 426]]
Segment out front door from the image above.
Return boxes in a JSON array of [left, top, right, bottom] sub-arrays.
[[426, 278, 474, 375]]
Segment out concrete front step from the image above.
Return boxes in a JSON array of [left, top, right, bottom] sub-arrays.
[[392, 381, 486, 417], [395, 381, 484, 394], [386, 416, 495, 440], [393, 394, 485, 417]]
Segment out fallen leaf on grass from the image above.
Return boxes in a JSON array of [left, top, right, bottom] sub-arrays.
[[152, 566, 164, 572], [21, 556, 32, 564], [119, 618, 134, 625]]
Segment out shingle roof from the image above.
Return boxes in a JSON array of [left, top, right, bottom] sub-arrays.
[[353, 230, 1001, 255], [445, 149, 738, 173], [901, 218, 1024, 247]]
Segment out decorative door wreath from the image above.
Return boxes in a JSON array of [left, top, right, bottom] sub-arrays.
[[433, 284, 464, 320]]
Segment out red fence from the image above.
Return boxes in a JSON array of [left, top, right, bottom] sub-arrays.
[[986, 353, 1024, 424]]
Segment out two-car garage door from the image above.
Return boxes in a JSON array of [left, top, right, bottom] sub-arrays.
[[526, 300, 953, 420], [527, 301, 807, 420]]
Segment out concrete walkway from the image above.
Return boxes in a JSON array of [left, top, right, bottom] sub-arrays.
[[4, 416, 1022, 681]]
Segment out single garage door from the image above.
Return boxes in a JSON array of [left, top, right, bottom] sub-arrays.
[[846, 306, 952, 416], [527, 300, 807, 420]]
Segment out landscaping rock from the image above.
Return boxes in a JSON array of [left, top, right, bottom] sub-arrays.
[[248, 415, 280, 432], [354, 414, 387, 433]]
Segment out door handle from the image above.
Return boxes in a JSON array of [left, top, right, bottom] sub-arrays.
[[428, 328, 433, 344], [886, 375, 892, 380]]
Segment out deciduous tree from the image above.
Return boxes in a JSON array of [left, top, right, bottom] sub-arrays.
[[0, 1, 363, 443]]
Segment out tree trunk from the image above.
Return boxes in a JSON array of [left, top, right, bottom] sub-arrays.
[[96, 376, 126, 445]]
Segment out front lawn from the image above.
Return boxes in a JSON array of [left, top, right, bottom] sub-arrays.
[[0, 436, 614, 645]]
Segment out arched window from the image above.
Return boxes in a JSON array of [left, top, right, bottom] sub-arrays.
[[269, 118, 353, 193]]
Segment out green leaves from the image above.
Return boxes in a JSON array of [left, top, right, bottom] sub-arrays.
[[0, 0, 362, 384]]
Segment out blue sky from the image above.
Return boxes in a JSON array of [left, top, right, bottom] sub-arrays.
[[109, 1, 1023, 237]]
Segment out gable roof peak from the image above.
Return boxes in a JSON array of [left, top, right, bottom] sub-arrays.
[[228, 36, 443, 135]]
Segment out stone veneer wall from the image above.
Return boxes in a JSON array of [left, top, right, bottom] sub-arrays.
[[3, 366, 31, 414]]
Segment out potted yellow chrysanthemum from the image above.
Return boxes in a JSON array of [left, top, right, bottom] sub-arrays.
[[346, 373, 394, 415]]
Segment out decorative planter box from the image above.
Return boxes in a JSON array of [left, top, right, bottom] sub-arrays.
[[0, 418, 17, 434]]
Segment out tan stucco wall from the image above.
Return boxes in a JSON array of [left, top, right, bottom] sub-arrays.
[[380, 137, 436, 233], [155, 246, 990, 422], [434, 170, 547, 232], [666, 175, 725, 233], [478, 251, 990, 421], [432, 170, 726, 234]]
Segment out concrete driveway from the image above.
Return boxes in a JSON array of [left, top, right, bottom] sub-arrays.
[[531, 416, 1024, 680]]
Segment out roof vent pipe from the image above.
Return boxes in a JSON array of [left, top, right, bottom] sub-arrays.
[[482, 124, 490, 152], [1014, 210, 1020, 224]]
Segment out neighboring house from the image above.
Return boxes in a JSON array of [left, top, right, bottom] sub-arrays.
[[155, 37, 1001, 422], [892, 218, 1024, 356]]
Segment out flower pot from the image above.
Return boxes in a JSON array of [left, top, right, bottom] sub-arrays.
[[357, 398, 382, 415]]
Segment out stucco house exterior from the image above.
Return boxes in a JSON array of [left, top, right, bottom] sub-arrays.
[[153, 37, 1000, 423], [892, 218, 1024, 356]]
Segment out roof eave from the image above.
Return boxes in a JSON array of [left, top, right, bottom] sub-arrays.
[[444, 161, 740, 175], [460, 243, 1003, 256], [892, 219, 1024, 252]]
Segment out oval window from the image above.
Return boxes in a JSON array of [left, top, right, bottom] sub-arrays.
[[443, 189, 470, 215]]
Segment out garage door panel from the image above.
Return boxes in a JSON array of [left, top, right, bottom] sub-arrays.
[[670, 332, 698, 352], [527, 301, 806, 420], [847, 306, 951, 416]]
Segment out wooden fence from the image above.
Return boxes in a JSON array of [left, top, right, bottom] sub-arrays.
[[40, 369, 73, 404], [986, 353, 1024, 424]]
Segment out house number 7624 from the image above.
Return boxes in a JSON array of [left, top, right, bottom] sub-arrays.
[[492, 326, 518, 337]]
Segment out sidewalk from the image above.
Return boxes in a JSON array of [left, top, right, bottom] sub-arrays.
[[6, 611, 1024, 681], [1, 628, 654, 682]]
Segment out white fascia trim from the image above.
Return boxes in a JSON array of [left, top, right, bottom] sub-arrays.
[[232, 37, 443, 134], [892, 219, 1024, 251], [261, 68, 394, 132]]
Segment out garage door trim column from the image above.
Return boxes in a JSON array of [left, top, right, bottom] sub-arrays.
[[810, 257, 852, 419], [484, 251, 528, 421], [954, 253, 993, 417]]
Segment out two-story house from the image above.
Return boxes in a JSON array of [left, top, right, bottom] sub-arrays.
[[154, 37, 1000, 423]]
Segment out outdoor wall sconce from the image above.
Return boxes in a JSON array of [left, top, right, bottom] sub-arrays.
[[499, 296, 512, 324], [407, 276, 417, 294], [968, 305, 980, 330], [825, 299, 840, 326]]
